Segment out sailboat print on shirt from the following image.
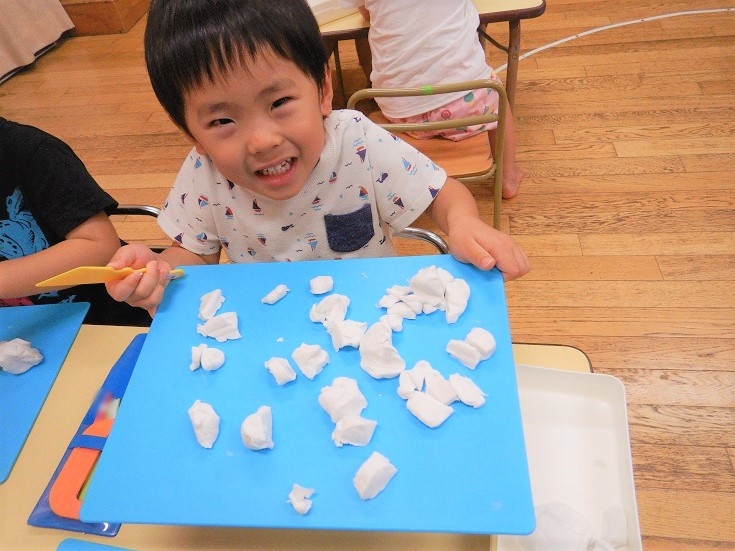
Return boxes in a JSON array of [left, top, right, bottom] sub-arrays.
[[401, 157, 418, 176]]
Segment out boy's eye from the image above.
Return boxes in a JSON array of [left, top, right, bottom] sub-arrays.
[[272, 97, 291, 109], [211, 118, 233, 127]]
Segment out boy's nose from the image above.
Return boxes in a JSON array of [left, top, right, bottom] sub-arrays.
[[246, 126, 283, 155]]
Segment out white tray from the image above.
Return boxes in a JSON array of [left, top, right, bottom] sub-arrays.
[[497, 365, 643, 550]]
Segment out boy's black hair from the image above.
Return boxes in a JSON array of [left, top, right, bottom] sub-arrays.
[[144, 0, 329, 134]]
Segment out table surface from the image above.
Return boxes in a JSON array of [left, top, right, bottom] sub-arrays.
[[0, 324, 589, 550], [320, 0, 546, 35]]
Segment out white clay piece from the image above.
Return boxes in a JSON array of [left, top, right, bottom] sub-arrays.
[[353, 451, 398, 500], [189, 343, 225, 371], [288, 483, 315, 515], [198, 288, 225, 320], [309, 275, 334, 295], [318, 378, 376, 447], [261, 284, 289, 305], [241, 405, 274, 450], [424, 369, 459, 405], [309, 293, 350, 325], [446, 339, 482, 369], [187, 399, 220, 449], [332, 415, 377, 447], [448, 373, 487, 408], [398, 361, 486, 410], [291, 343, 329, 380], [397, 370, 418, 399], [358, 321, 405, 379], [197, 311, 241, 342], [0, 338, 43, 374], [264, 357, 297, 385], [406, 391, 454, 428], [465, 327, 496, 359], [446, 326, 497, 369], [324, 318, 367, 351], [444, 278, 471, 323], [318, 377, 367, 422], [189, 344, 204, 371], [376, 265, 470, 327]]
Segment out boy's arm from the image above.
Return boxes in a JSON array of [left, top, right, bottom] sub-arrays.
[[105, 242, 220, 316], [426, 177, 530, 280], [0, 212, 121, 299]]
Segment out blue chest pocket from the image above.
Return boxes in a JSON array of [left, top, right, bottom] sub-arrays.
[[323, 203, 375, 253]]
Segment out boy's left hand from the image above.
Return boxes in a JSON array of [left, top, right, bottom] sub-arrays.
[[447, 218, 530, 281]]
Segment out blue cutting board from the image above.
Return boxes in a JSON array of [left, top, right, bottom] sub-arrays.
[[57, 538, 133, 551], [81, 255, 534, 535], [0, 302, 89, 483]]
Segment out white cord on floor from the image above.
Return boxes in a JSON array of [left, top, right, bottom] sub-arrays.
[[494, 7, 735, 73]]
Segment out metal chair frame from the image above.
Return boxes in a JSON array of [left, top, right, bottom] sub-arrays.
[[112, 205, 450, 256], [347, 79, 507, 230]]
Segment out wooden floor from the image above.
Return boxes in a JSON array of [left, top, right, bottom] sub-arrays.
[[2, 0, 734, 548]]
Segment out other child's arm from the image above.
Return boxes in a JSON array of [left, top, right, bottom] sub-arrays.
[[0, 212, 120, 299]]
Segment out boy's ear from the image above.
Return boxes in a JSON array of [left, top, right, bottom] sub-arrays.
[[185, 133, 208, 156], [174, 116, 208, 155], [192, 141, 208, 156], [320, 67, 334, 115]]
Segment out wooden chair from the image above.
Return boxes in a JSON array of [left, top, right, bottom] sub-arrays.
[[347, 79, 508, 230]]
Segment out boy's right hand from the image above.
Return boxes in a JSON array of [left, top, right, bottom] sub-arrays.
[[105, 244, 173, 316]]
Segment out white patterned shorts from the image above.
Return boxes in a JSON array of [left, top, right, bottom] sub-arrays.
[[391, 72, 502, 142]]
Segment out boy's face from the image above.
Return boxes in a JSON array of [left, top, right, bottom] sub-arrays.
[[183, 49, 333, 201]]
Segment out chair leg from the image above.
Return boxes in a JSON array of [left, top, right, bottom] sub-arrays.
[[486, 131, 503, 230], [326, 40, 347, 108]]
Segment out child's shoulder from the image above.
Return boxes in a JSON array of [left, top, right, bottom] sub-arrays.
[[324, 108, 386, 137], [326, 108, 370, 125]]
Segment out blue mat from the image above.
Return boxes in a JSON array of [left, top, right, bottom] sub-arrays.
[[81, 256, 534, 535], [0, 302, 89, 483]]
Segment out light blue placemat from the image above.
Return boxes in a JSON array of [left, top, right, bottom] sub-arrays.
[[0, 302, 89, 483], [81, 256, 533, 535], [57, 537, 133, 550]]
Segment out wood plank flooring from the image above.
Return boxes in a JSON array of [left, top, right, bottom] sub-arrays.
[[1, 1, 733, 548]]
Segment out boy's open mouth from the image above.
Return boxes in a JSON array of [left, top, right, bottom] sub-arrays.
[[258, 158, 293, 176]]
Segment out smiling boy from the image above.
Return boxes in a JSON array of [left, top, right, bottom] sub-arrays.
[[106, 0, 529, 315]]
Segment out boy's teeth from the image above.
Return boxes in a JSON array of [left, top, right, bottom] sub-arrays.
[[260, 159, 291, 176]]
